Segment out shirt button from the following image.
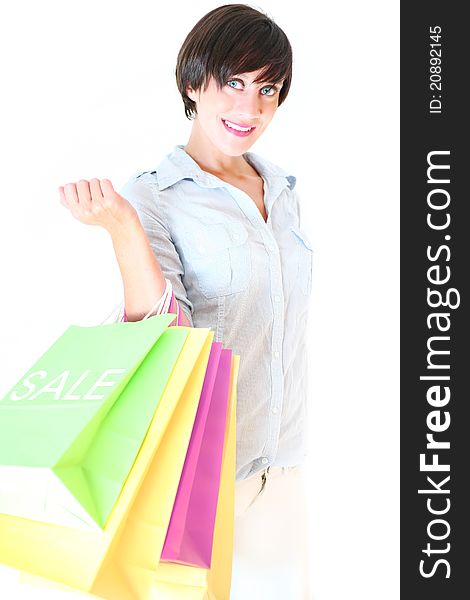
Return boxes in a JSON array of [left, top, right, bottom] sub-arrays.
[[272, 406, 279, 414], [274, 295, 281, 302], [262, 457, 268, 464], [274, 350, 280, 358]]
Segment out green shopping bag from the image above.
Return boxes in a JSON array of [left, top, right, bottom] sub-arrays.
[[0, 313, 189, 531]]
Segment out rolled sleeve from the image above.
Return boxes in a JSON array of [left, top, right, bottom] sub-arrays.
[[119, 173, 194, 326]]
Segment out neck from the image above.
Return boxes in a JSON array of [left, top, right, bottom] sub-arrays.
[[184, 121, 254, 178]]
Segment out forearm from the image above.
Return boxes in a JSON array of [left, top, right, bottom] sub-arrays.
[[108, 217, 191, 326]]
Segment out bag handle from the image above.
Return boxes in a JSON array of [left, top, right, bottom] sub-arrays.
[[99, 278, 180, 325]]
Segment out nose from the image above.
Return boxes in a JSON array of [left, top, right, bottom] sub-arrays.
[[233, 89, 262, 122]]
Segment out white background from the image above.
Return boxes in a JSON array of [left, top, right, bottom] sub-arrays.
[[0, 1, 399, 598]]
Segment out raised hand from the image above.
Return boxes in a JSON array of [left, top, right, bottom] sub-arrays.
[[58, 178, 138, 234]]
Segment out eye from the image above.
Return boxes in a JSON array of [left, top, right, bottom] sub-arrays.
[[261, 85, 278, 96], [226, 78, 279, 96]]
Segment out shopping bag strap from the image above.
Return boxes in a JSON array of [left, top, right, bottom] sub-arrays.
[[99, 278, 178, 325]]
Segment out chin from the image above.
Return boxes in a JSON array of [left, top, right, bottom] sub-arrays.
[[219, 136, 257, 156]]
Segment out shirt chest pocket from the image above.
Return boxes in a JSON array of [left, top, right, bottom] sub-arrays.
[[290, 226, 313, 296], [181, 222, 252, 299]]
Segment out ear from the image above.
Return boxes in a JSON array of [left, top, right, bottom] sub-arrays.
[[186, 84, 197, 103]]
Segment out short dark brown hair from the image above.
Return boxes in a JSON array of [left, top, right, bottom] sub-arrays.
[[175, 4, 293, 120]]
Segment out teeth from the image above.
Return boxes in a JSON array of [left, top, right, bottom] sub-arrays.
[[224, 119, 252, 132]]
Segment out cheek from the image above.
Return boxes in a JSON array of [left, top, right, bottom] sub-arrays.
[[203, 96, 227, 120], [267, 105, 278, 121], [261, 108, 276, 127]]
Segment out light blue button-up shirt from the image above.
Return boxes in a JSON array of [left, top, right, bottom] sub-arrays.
[[118, 144, 313, 481]]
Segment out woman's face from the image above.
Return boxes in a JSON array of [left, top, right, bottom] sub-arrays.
[[186, 67, 283, 156]]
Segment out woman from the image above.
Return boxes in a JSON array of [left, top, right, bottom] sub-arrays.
[[58, 4, 313, 598]]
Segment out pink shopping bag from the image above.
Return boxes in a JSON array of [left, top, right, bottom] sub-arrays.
[[160, 343, 232, 568]]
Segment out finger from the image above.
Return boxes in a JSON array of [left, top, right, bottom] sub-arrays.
[[58, 186, 69, 207], [76, 179, 92, 210], [63, 182, 80, 206], [89, 178, 104, 204], [100, 179, 115, 197]]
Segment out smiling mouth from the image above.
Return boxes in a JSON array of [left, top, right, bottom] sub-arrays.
[[221, 118, 257, 136]]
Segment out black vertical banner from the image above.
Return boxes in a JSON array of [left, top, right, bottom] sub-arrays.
[[401, 2, 469, 598]]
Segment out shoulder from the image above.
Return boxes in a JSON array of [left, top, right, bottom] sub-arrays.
[[121, 148, 182, 196], [124, 169, 160, 188], [119, 170, 163, 216], [120, 168, 162, 193]]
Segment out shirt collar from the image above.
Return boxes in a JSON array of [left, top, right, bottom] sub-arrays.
[[154, 144, 297, 192]]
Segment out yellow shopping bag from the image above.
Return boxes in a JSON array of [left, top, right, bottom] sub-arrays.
[[0, 327, 213, 592], [92, 354, 238, 600]]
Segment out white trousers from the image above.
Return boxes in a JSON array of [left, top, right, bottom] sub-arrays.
[[230, 464, 313, 600]]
